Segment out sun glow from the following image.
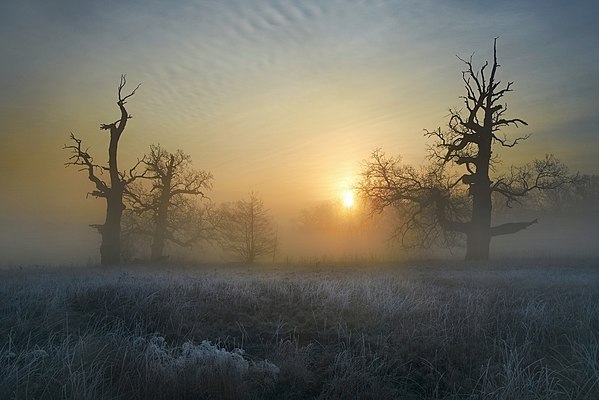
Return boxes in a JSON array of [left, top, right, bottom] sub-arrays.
[[342, 189, 355, 209]]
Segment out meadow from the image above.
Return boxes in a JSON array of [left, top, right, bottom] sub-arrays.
[[0, 259, 598, 399]]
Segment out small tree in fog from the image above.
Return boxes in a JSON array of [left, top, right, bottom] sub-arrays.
[[359, 40, 573, 260], [218, 193, 277, 264], [64, 75, 143, 266], [125, 144, 213, 261]]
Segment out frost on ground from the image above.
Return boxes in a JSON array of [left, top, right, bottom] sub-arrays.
[[0, 259, 598, 399], [140, 335, 279, 384]]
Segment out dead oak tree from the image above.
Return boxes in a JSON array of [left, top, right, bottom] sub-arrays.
[[65, 75, 143, 265], [359, 40, 573, 260]]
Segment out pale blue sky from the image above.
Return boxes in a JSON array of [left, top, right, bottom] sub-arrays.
[[1, 0, 598, 263]]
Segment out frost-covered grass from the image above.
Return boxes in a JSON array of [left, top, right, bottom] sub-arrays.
[[0, 259, 598, 399]]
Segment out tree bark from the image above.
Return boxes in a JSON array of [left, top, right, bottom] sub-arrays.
[[100, 116, 125, 265], [101, 189, 124, 265], [465, 181, 493, 260], [465, 110, 494, 260], [150, 204, 168, 261], [465, 186, 492, 260], [150, 160, 173, 261]]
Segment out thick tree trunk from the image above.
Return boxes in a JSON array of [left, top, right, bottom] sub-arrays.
[[465, 122, 493, 261], [465, 226, 491, 261], [150, 157, 174, 262], [150, 236, 165, 261], [465, 184, 493, 260], [150, 202, 169, 261], [100, 190, 124, 265], [100, 126, 124, 266], [465, 174, 493, 260]]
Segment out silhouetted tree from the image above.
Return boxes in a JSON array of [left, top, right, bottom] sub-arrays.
[[125, 144, 213, 261], [218, 192, 277, 264], [65, 75, 142, 266], [359, 41, 573, 260]]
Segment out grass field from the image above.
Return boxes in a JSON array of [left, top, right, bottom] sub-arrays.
[[1, 259, 598, 399]]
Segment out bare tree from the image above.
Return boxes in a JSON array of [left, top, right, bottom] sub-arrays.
[[218, 192, 277, 264], [359, 41, 573, 260], [125, 144, 213, 261], [65, 75, 143, 266]]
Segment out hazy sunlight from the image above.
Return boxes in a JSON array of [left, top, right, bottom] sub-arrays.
[[342, 189, 355, 209]]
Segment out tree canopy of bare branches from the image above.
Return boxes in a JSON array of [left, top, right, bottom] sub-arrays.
[[125, 144, 214, 261]]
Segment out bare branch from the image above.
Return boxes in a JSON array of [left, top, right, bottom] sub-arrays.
[[491, 219, 537, 237], [100, 74, 141, 135], [118, 74, 141, 105], [122, 156, 148, 185], [358, 149, 470, 249], [64, 133, 109, 197], [492, 154, 574, 206], [492, 133, 531, 148]]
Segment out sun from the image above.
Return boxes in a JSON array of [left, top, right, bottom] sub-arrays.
[[342, 189, 355, 209]]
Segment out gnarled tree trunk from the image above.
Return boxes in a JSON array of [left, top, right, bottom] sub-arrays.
[[150, 156, 173, 261], [430, 40, 533, 260], [101, 188, 125, 265]]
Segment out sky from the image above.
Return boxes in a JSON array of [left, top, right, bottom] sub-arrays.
[[1, 0, 598, 264]]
